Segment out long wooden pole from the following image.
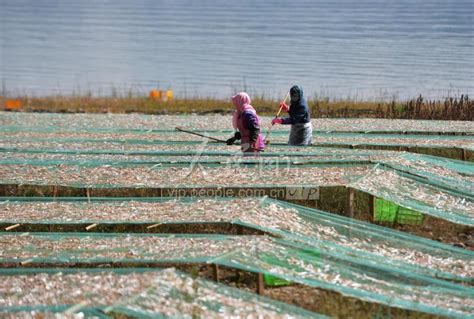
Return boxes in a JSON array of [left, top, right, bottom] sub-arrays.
[[265, 91, 290, 144], [175, 127, 227, 143]]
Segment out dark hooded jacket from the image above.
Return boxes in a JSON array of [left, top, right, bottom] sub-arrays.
[[281, 85, 311, 125]]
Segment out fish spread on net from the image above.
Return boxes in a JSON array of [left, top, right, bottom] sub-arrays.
[[0, 164, 371, 188], [2, 132, 472, 149], [0, 234, 263, 261], [0, 151, 391, 164], [229, 239, 473, 315], [1, 198, 472, 278], [1, 112, 473, 133], [0, 268, 307, 318], [351, 168, 474, 217]]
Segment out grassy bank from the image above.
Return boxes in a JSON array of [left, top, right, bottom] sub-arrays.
[[1, 94, 472, 120]]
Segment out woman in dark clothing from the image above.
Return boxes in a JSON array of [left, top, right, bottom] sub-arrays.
[[272, 85, 312, 146], [226, 92, 265, 154]]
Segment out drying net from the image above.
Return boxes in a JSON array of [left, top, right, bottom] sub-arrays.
[[0, 162, 371, 188], [0, 232, 259, 264], [0, 197, 471, 283], [0, 308, 110, 319], [1, 112, 473, 133], [213, 238, 473, 319], [262, 199, 473, 283], [0, 231, 470, 318], [350, 165, 473, 226], [376, 153, 473, 195], [1, 130, 472, 150], [0, 268, 321, 318], [0, 149, 394, 165], [0, 150, 470, 227]]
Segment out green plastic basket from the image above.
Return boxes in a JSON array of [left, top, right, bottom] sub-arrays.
[[374, 198, 423, 225], [397, 206, 424, 225], [261, 254, 293, 287], [263, 274, 292, 286], [262, 248, 322, 287], [374, 198, 398, 223]]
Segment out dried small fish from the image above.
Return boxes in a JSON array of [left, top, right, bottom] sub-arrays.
[[0, 164, 370, 188], [2, 132, 471, 149], [1, 198, 472, 278], [0, 233, 266, 261], [0, 268, 311, 318], [1, 112, 472, 133]]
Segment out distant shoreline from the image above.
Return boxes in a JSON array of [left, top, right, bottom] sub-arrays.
[[1, 94, 472, 121]]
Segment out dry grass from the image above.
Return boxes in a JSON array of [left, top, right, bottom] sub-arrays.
[[1, 94, 472, 120], [311, 94, 473, 120]]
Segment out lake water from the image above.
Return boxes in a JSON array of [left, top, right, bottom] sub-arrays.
[[1, 0, 473, 99]]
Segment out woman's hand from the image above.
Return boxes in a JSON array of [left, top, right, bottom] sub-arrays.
[[226, 137, 237, 145], [279, 102, 289, 112], [272, 118, 283, 125], [226, 131, 241, 145]]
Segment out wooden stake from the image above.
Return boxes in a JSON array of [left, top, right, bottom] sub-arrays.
[[85, 223, 98, 231], [368, 194, 375, 222], [346, 187, 355, 218], [53, 186, 58, 198], [462, 149, 467, 161], [85, 188, 91, 203], [257, 273, 265, 295], [5, 223, 20, 231], [212, 264, 220, 282]]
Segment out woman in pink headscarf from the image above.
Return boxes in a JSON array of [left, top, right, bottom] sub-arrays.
[[226, 92, 265, 154]]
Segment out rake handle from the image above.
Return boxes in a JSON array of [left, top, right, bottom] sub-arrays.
[[265, 91, 290, 143]]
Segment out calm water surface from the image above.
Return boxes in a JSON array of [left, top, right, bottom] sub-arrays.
[[1, 0, 473, 99]]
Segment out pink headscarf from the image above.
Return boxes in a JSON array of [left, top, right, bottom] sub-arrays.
[[232, 92, 256, 129]]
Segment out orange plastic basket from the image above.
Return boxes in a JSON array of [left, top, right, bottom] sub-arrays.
[[5, 99, 22, 110], [149, 90, 162, 100]]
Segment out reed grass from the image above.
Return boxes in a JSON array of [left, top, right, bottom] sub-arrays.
[[1, 93, 472, 120]]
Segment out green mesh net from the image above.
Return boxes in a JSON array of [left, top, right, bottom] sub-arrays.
[[350, 165, 473, 226], [0, 268, 322, 318], [0, 306, 111, 319], [0, 232, 472, 318], [0, 112, 472, 318], [1, 112, 473, 134], [0, 229, 472, 316], [1, 130, 471, 151], [1, 196, 471, 284]]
